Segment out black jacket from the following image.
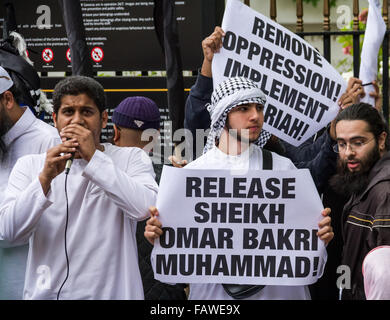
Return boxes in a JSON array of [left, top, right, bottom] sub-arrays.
[[341, 151, 390, 300]]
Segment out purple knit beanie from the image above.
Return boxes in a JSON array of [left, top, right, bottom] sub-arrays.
[[112, 96, 160, 130]]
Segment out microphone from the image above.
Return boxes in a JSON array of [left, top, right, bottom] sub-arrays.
[[65, 138, 75, 175], [65, 153, 74, 175]]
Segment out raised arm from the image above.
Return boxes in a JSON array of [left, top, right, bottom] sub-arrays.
[[184, 27, 225, 157]]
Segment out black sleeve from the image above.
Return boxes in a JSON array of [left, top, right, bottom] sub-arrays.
[[184, 73, 213, 159], [286, 130, 337, 193]]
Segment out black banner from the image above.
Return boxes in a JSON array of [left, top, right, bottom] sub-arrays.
[[0, 0, 206, 71], [58, 0, 93, 76]]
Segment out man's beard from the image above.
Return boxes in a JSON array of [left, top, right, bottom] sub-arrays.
[[0, 107, 13, 162], [329, 144, 381, 197], [225, 122, 260, 144]]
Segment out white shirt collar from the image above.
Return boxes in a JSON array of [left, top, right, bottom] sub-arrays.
[[3, 107, 36, 147], [213, 143, 255, 159]]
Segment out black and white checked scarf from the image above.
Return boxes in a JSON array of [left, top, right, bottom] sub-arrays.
[[204, 77, 271, 153]]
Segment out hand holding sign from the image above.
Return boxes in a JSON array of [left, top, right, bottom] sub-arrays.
[[317, 208, 334, 245], [338, 78, 382, 111], [201, 27, 225, 77], [168, 155, 188, 168], [145, 206, 163, 245], [338, 77, 366, 110]]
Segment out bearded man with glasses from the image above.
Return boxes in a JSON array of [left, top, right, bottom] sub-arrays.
[[329, 103, 390, 300]]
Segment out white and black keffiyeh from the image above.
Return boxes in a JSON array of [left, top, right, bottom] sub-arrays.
[[204, 77, 271, 153]]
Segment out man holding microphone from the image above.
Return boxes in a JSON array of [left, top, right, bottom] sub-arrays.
[[0, 76, 158, 299]]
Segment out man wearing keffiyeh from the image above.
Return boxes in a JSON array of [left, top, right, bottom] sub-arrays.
[[203, 76, 271, 154], [144, 76, 334, 300]]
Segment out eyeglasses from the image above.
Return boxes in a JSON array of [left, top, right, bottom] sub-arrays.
[[333, 137, 375, 153]]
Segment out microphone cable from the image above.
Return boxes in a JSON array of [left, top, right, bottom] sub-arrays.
[[56, 170, 71, 300]]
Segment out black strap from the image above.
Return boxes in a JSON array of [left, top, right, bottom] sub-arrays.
[[222, 149, 273, 299], [262, 149, 273, 170], [222, 284, 265, 300]]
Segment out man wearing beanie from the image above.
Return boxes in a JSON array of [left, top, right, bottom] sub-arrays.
[[145, 76, 334, 300], [112, 96, 163, 181], [0, 66, 59, 300], [112, 96, 186, 300], [112, 97, 160, 149]]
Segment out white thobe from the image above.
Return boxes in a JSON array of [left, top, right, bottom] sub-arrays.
[[0, 143, 158, 300]]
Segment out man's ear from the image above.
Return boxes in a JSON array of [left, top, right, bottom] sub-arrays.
[[101, 110, 108, 129], [52, 112, 57, 128], [2, 91, 15, 110], [379, 131, 387, 152], [113, 124, 120, 144]]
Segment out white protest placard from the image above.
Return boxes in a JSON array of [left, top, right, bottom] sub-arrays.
[[212, 0, 347, 146], [151, 166, 327, 286], [359, 0, 386, 106]]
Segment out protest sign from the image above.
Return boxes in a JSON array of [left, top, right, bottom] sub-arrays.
[[359, 0, 386, 106], [212, 0, 347, 146], [151, 166, 327, 286]]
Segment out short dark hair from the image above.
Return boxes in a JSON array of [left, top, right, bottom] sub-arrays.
[[335, 103, 390, 151], [0, 83, 22, 104], [52, 76, 106, 114]]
